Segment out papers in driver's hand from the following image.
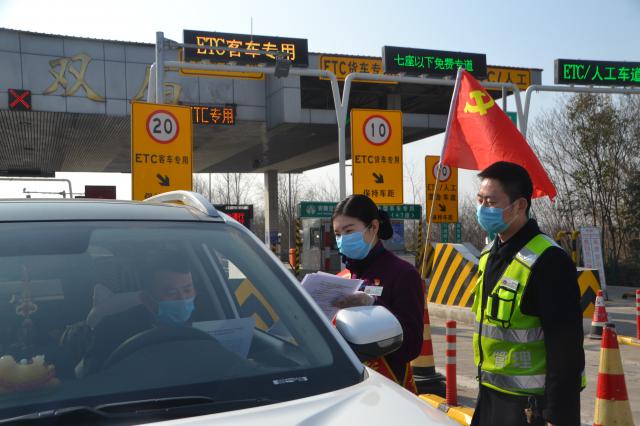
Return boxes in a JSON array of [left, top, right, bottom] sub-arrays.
[[300, 272, 363, 320]]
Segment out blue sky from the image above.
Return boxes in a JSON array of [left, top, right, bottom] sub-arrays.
[[0, 0, 638, 201]]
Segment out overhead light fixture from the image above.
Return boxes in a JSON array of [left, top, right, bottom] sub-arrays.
[[274, 57, 291, 78]]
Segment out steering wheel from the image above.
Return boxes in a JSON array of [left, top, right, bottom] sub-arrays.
[[103, 325, 215, 369]]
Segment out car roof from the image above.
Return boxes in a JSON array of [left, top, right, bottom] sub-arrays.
[[0, 199, 223, 222]]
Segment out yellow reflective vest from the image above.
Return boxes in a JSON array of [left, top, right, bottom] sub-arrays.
[[472, 234, 558, 396]]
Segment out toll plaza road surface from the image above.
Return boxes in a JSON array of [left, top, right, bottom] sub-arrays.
[[428, 312, 640, 426]]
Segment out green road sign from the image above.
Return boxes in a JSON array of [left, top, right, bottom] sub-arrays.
[[298, 201, 338, 218], [455, 222, 462, 243], [378, 204, 422, 220], [441, 223, 449, 243], [298, 202, 421, 220]]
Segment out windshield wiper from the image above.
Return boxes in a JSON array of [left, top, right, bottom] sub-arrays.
[[2, 396, 279, 424]]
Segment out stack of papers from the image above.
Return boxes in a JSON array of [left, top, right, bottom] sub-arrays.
[[301, 272, 363, 320]]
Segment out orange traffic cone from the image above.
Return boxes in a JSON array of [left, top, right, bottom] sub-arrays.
[[412, 280, 445, 393], [590, 290, 609, 339], [593, 324, 634, 426]]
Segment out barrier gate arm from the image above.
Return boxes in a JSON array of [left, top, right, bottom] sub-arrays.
[[521, 84, 640, 138]]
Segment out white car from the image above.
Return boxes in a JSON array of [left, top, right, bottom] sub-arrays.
[[0, 191, 455, 425]]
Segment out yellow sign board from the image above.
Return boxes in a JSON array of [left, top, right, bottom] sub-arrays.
[[351, 109, 403, 205], [178, 50, 264, 80], [425, 155, 458, 223], [319, 55, 394, 83], [131, 102, 193, 201], [485, 66, 532, 91]]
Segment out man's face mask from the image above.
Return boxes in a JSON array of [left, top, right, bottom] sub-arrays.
[[476, 201, 519, 234], [335, 227, 373, 260], [157, 297, 195, 324]]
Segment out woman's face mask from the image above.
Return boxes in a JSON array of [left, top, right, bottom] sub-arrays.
[[333, 215, 378, 260], [335, 228, 373, 260]]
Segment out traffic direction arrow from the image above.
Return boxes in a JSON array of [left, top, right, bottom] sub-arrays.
[[373, 172, 384, 184], [157, 174, 170, 186], [439, 203, 446, 212]]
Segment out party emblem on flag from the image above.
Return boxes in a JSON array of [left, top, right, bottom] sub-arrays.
[[463, 90, 495, 116]]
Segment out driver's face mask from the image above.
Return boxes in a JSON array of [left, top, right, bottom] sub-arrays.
[[156, 297, 195, 324]]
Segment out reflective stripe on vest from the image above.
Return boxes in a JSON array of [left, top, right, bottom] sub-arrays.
[[480, 371, 546, 391], [475, 321, 544, 344]]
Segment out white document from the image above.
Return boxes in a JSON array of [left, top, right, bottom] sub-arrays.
[[580, 226, 607, 291], [301, 273, 363, 320], [193, 317, 255, 358]]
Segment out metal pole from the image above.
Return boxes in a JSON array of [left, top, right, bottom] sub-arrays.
[[521, 84, 640, 138], [155, 32, 164, 104], [147, 63, 156, 103], [422, 68, 464, 277], [162, 60, 344, 198], [159, 60, 520, 201], [208, 173, 212, 202], [501, 86, 507, 111], [341, 72, 522, 200], [288, 173, 292, 250]]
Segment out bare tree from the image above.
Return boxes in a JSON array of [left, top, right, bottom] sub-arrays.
[[277, 173, 307, 252], [192, 173, 258, 205], [404, 162, 426, 252], [529, 93, 640, 281]]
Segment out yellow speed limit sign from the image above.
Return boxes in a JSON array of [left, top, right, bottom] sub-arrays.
[[351, 109, 403, 205], [425, 155, 458, 223], [131, 102, 193, 201]]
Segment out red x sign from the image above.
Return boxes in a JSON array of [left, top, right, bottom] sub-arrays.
[[8, 89, 31, 111]]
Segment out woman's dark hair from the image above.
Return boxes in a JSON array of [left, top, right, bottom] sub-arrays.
[[332, 194, 393, 240]]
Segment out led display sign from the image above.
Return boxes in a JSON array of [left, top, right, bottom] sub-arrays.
[[555, 59, 640, 87], [382, 46, 486, 78], [183, 30, 309, 67]]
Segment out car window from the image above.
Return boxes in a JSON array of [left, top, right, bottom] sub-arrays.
[[0, 221, 362, 420]]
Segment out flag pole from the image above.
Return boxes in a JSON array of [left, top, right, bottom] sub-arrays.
[[421, 68, 465, 278]]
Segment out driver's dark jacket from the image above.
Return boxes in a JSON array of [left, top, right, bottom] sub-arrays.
[[80, 304, 155, 375]]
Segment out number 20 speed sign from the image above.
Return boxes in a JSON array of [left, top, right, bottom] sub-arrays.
[[131, 102, 192, 201], [351, 109, 403, 205]]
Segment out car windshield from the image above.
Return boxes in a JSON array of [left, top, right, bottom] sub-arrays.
[[0, 220, 362, 420]]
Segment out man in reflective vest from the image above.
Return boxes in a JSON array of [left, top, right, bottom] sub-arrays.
[[471, 162, 584, 426]]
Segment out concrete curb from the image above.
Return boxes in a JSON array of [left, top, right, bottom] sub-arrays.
[[618, 336, 640, 347], [419, 394, 474, 426]]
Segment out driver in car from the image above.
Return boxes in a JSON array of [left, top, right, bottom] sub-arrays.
[[76, 251, 196, 377]]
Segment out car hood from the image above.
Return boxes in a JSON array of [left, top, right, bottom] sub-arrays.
[[145, 368, 457, 426]]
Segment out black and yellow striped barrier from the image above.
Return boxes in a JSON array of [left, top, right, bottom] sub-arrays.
[[228, 278, 279, 331], [577, 268, 600, 319], [427, 244, 478, 308], [427, 243, 601, 318], [295, 218, 302, 275]]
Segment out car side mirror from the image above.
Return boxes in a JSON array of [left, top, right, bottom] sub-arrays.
[[334, 305, 403, 362]]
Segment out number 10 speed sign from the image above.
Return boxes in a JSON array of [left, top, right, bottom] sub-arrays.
[[351, 109, 403, 205], [131, 102, 192, 201]]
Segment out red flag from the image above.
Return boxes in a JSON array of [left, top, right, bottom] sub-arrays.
[[442, 69, 556, 200]]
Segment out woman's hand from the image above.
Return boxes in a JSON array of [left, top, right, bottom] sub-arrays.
[[332, 291, 374, 309]]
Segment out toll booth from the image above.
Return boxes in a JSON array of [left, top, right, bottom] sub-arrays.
[[298, 201, 341, 273], [297, 202, 423, 274]]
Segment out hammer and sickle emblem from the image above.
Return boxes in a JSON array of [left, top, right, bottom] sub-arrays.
[[463, 90, 495, 116]]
